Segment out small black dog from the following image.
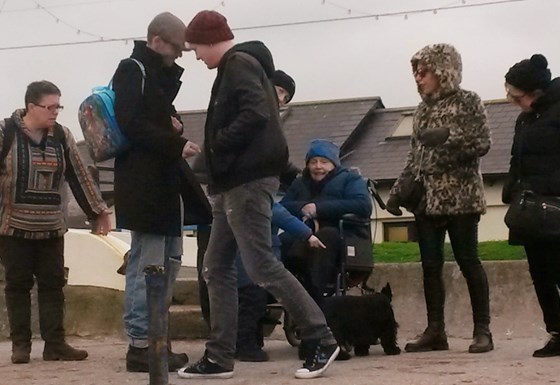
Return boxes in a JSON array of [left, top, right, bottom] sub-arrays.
[[321, 283, 401, 359]]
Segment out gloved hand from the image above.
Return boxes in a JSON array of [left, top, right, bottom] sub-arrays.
[[386, 195, 403, 216], [418, 126, 450, 147]]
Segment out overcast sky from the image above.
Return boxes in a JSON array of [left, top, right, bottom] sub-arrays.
[[0, 0, 558, 139]]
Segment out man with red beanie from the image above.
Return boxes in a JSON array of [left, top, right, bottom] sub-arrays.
[[178, 10, 339, 380]]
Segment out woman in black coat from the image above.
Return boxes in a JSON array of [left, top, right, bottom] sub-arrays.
[[503, 54, 560, 357]]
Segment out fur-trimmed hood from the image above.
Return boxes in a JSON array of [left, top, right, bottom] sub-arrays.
[[411, 43, 462, 102]]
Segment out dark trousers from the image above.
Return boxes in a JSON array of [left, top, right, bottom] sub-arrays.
[[282, 226, 341, 306], [196, 224, 212, 328], [415, 214, 491, 334], [525, 241, 560, 333], [0, 236, 66, 343]]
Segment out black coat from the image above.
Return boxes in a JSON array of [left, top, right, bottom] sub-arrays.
[[113, 41, 207, 236], [502, 77, 560, 243], [204, 41, 288, 194]]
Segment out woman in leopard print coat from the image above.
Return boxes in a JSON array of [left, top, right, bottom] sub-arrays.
[[386, 43, 493, 354]]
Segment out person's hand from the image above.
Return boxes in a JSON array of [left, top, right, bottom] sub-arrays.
[[386, 195, 403, 216], [171, 116, 183, 133], [301, 203, 317, 219], [182, 141, 201, 159], [94, 210, 112, 235], [418, 126, 450, 147], [307, 234, 326, 249]]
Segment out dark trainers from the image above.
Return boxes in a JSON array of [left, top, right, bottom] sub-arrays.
[[533, 332, 560, 358], [177, 353, 233, 379], [294, 343, 340, 379]]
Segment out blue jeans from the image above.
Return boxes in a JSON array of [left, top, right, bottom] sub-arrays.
[[124, 232, 182, 348], [203, 177, 335, 369]]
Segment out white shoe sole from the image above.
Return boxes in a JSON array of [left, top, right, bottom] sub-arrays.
[[294, 346, 340, 379], [177, 368, 234, 379]]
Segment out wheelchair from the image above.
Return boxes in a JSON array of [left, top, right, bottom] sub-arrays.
[[262, 179, 385, 346]]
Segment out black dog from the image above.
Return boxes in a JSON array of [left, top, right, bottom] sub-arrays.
[[321, 283, 401, 359]]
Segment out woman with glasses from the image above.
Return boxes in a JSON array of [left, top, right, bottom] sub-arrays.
[[0, 80, 111, 364], [385, 43, 493, 354], [503, 54, 560, 357]]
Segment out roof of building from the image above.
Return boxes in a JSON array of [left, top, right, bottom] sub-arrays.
[[176, 97, 519, 182]]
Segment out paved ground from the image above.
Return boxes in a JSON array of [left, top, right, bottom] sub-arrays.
[[0, 336, 558, 385]]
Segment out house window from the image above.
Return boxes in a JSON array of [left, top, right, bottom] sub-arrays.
[[383, 221, 418, 242], [390, 113, 414, 138]]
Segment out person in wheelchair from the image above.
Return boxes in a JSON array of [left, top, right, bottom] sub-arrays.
[[280, 139, 373, 306]]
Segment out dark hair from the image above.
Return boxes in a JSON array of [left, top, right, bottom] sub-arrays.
[[505, 54, 552, 93], [24, 81, 61, 109]]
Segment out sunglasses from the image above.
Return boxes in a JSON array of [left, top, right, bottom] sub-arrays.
[[413, 67, 430, 79]]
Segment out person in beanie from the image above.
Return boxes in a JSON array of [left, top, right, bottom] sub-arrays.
[[0, 80, 111, 364], [385, 43, 493, 354], [503, 54, 560, 357], [234, 69, 302, 363], [280, 139, 372, 310], [179, 10, 339, 380], [272, 69, 296, 106], [112, 12, 201, 372]]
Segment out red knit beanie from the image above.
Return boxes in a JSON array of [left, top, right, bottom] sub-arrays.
[[185, 10, 234, 45]]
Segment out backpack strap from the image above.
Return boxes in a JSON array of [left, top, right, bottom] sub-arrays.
[[1, 118, 17, 166], [109, 58, 146, 94]]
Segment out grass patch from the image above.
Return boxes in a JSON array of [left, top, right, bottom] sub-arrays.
[[374, 241, 526, 263]]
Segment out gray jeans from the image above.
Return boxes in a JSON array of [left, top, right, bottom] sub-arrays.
[[203, 177, 335, 369]]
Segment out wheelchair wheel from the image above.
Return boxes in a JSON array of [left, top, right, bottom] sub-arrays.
[[283, 311, 301, 347]]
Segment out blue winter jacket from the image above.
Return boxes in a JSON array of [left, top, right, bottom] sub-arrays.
[[280, 167, 372, 228]]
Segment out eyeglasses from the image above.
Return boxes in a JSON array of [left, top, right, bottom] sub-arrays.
[[35, 103, 64, 113], [506, 89, 526, 103], [161, 37, 184, 53]]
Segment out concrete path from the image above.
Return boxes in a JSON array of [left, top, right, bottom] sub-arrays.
[[0, 336, 556, 385]]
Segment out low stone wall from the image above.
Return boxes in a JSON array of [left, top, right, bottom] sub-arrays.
[[369, 260, 545, 339], [0, 260, 546, 341]]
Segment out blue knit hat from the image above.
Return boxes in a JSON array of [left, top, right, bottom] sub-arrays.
[[305, 139, 340, 167]]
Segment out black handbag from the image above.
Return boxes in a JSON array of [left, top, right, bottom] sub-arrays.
[[504, 190, 560, 240], [399, 146, 426, 213]]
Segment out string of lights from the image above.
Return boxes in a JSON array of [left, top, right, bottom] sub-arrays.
[[0, 0, 530, 51], [30, 0, 104, 39], [0, 0, 137, 13]]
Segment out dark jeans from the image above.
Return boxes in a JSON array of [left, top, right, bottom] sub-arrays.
[[203, 177, 335, 369], [282, 226, 341, 305], [0, 236, 66, 342], [525, 241, 560, 333], [415, 214, 491, 333]]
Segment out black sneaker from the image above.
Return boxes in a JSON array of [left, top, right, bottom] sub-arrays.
[[294, 343, 340, 379], [177, 353, 233, 379], [533, 332, 560, 358]]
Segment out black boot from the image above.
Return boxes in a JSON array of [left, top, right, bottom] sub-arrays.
[[38, 291, 88, 361], [236, 284, 269, 362], [404, 323, 449, 352], [405, 265, 448, 352], [533, 332, 560, 357], [5, 291, 32, 364], [462, 261, 493, 353]]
